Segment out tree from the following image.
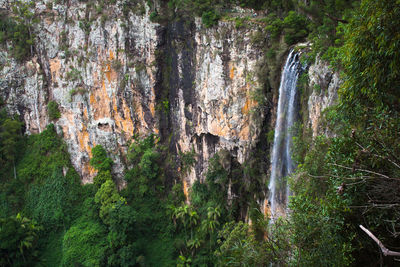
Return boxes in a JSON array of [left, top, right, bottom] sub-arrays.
[[90, 145, 113, 172], [215, 221, 268, 266], [0, 118, 22, 179], [338, 0, 400, 116], [94, 179, 125, 224], [0, 0, 38, 61], [11, 1, 38, 57], [288, 1, 400, 264], [93, 170, 112, 188], [106, 204, 138, 267], [282, 11, 309, 45], [0, 214, 41, 266], [62, 219, 107, 267]]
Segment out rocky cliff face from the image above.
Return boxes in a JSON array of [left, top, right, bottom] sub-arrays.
[[0, 0, 265, 187], [0, 0, 339, 193], [164, 19, 264, 190], [307, 57, 340, 137]]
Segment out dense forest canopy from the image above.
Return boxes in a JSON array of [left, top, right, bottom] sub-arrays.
[[1, 0, 399, 266]]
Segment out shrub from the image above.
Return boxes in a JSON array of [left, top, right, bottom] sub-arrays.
[[93, 170, 112, 188], [62, 219, 108, 267], [89, 145, 113, 172], [149, 11, 159, 22], [47, 100, 61, 120], [25, 168, 69, 228], [95, 179, 124, 224], [0, 214, 41, 266], [264, 14, 284, 40], [283, 11, 310, 45], [202, 10, 220, 28]]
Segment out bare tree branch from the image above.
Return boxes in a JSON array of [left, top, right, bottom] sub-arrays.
[[355, 142, 400, 170], [331, 163, 399, 180], [324, 12, 348, 24], [360, 225, 400, 257]]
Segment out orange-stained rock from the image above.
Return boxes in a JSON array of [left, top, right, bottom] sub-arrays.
[[49, 58, 61, 79], [229, 65, 235, 80], [112, 93, 134, 138], [183, 179, 189, 202]]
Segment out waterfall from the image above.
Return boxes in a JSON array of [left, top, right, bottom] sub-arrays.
[[268, 50, 301, 221]]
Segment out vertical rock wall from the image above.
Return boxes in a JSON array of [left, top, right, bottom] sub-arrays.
[[162, 18, 264, 188], [307, 58, 340, 137], [0, 1, 265, 186]]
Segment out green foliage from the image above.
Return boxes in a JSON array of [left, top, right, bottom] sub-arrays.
[[139, 148, 160, 181], [94, 179, 125, 224], [105, 203, 137, 267], [179, 148, 196, 175], [25, 168, 72, 229], [68, 87, 87, 101], [289, 175, 354, 266], [93, 170, 112, 188], [313, 83, 321, 93], [296, 0, 358, 61], [264, 8, 311, 46], [47, 101, 61, 120], [171, 151, 244, 265], [65, 68, 81, 81], [215, 221, 268, 266], [202, 9, 220, 28], [339, 0, 400, 115], [114, 134, 176, 266], [234, 17, 247, 29], [0, 0, 38, 61], [125, 135, 163, 197], [282, 11, 309, 45], [36, 230, 64, 267], [0, 214, 41, 267], [78, 19, 92, 36], [266, 47, 277, 59], [149, 11, 159, 22], [191, 153, 229, 210], [3, 1, 392, 266], [0, 103, 23, 174], [0, 121, 86, 264], [17, 124, 71, 185], [264, 14, 284, 40], [90, 145, 113, 172], [61, 219, 108, 267], [287, 2, 400, 265], [0, 117, 22, 167]]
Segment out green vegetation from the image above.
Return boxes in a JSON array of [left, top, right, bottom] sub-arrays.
[[286, 0, 400, 265], [0, 117, 271, 265], [0, 214, 41, 266], [62, 219, 108, 267], [0, 0, 38, 61], [66, 68, 82, 82], [0, 0, 399, 266], [47, 101, 61, 120], [90, 145, 113, 172]]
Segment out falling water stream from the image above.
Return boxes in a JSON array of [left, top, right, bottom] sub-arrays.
[[268, 50, 301, 221]]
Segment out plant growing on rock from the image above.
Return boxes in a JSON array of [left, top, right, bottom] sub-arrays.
[[47, 101, 61, 120], [90, 145, 113, 172]]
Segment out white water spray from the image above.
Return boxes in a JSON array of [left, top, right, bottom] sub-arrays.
[[268, 50, 301, 221]]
